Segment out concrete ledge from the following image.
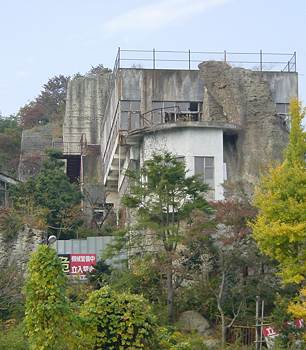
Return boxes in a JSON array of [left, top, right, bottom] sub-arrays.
[[126, 121, 240, 142]]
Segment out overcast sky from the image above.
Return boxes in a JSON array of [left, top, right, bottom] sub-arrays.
[[0, 0, 305, 115]]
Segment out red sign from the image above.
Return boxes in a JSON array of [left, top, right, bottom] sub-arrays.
[[262, 326, 278, 337], [69, 254, 96, 275], [262, 326, 279, 349]]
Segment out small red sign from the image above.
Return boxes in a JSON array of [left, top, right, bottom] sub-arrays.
[[262, 326, 278, 337], [69, 254, 96, 275]]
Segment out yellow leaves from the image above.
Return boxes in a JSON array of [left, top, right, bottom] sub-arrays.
[[288, 286, 306, 341], [252, 99, 306, 289]]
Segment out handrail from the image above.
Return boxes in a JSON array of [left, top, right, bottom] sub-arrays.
[[115, 48, 297, 72]]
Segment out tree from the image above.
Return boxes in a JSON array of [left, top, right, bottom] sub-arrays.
[[121, 152, 211, 323], [183, 199, 277, 348], [252, 99, 306, 329], [24, 245, 75, 349], [0, 114, 22, 176], [19, 75, 69, 128], [79, 286, 156, 349], [11, 150, 83, 238]]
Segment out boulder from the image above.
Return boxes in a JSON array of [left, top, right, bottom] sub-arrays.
[[202, 338, 221, 350], [178, 310, 211, 336]]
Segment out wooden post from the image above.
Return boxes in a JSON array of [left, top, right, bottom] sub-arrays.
[[255, 296, 260, 350], [259, 300, 264, 350]]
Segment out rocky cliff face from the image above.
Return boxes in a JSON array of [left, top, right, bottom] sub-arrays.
[[0, 225, 43, 272], [199, 61, 290, 196]]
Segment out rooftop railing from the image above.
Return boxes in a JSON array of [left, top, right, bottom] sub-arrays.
[[113, 48, 296, 73]]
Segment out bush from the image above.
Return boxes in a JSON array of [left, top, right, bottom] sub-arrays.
[[79, 286, 156, 349], [0, 262, 24, 320], [0, 322, 28, 350], [24, 245, 76, 349], [0, 208, 23, 242], [157, 327, 208, 350]]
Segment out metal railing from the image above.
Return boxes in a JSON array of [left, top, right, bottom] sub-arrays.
[[113, 48, 296, 72], [52, 141, 82, 155], [141, 106, 202, 126], [52, 134, 87, 155]]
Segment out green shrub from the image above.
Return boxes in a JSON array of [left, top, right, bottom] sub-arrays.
[[79, 286, 156, 349], [0, 208, 23, 242], [0, 322, 28, 350], [24, 245, 76, 349], [157, 327, 208, 350]]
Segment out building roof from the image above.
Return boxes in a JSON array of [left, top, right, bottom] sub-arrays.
[[0, 171, 19, 185]]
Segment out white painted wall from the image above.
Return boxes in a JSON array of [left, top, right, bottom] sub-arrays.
[[141, 127, 224, 200]]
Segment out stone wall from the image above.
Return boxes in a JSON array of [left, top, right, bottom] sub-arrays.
[[199, 61, 296, 196]]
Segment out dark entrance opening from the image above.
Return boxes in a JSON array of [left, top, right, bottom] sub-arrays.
[[189, 102, 198, 112], [65, 155, 81, 183]]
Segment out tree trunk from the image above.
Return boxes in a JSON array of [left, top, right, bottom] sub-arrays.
[[220, 313, 226, 349], [166, 269, 174, 323], [217, 269, 226, 348]]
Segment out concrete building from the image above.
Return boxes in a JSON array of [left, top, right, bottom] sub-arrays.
[[62, 49, 298, 212]]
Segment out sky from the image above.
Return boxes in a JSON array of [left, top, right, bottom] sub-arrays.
[[0, 0, 306, 116]]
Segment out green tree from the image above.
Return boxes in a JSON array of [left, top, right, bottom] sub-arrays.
[[0, 114, 22, 176], [182, 199, 277, 348], [252, 99, 306, 328], [79, 286, 156, 349], [24, 245, 75, 349], [11, 150, 83, 238], [120, 152, 211, 323]]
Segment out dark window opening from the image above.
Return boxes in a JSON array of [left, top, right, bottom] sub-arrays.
[[65, 155, 81, 183], [189, 102, 198, 112]]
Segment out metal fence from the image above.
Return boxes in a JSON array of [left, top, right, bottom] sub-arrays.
[[113, 48, 296, 72], [55, 236, 126, 266]]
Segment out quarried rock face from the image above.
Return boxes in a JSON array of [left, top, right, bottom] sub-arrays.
[[199, 61, 291, 196], [0, 225, 43, 272]]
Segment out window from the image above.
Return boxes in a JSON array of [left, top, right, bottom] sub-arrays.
[[176, 156, 185, 164], [276, 103, 289, 115], [194, 156, 214, 189]]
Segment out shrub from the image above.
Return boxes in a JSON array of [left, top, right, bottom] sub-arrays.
[[0, 322, 28, 350], [79, 286, 156, 349], [24, 245, 76, 349], [0, 263, 24, 320], [157, 327, 208, 350]]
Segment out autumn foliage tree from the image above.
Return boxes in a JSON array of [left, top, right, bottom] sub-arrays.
[[19, 75, 69, 128], [252, 99, 306, 329]]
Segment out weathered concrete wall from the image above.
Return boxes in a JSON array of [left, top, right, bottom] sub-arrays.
[[0, 225, 43, 271], [261, 72, 298, 103], [199, 62, 297, 195], [64, 72, 111, 150], [18, 124, 54, 181], [120, 69, 204, 111]]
